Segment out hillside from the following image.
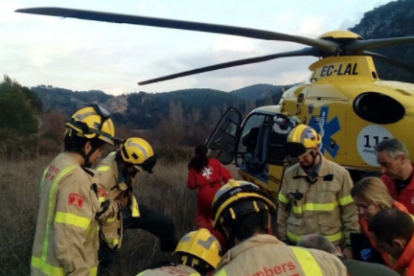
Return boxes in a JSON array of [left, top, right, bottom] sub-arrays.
[[32, 85, 114, 115], [230, 84, 283, 100], [30, 84, 284, 129], [349, 0, 414, 83]]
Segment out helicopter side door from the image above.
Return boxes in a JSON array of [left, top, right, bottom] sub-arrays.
[[205, 107, 242, 165], [235, 111, 294, 198]]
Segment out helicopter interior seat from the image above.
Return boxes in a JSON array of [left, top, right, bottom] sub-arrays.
[[242, 127, 260, 167], [268, 117, 297, 163], [253, 120, 272, 176]]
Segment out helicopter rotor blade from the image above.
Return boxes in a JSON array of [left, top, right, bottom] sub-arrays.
[[348, 37, 414, 52], [138, 47, 321, 85], [15, 7, 339, 53], [363, 51, 414, 75]]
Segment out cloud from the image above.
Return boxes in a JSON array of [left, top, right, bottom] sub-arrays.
[[1, 0, 398, 95], [141, 42, 318, 92]]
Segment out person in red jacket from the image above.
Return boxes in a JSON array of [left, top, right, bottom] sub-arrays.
[[369, 208, 414, 276], [187, 144, 233, 251], [375, 138, 414, 214]]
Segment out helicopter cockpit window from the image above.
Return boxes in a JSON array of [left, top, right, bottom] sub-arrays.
[[269, 114, 299, 163], [237, 113, 272, 182]]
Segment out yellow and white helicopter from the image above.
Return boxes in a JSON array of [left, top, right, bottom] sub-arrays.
[[16, 7, 414, 199]]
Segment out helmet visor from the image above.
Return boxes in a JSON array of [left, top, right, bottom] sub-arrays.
[[285, 142, 309, 158], [134, 155, 157, 173]]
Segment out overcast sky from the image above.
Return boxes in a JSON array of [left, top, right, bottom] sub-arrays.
[[1, 0, 393, 95]]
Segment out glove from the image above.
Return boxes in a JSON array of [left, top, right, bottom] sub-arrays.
[[96, 199, 124, 251], [95, 199, 122, 222]]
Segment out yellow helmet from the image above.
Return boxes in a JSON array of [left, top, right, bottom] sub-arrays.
[[119, 137, 157, 173], [66, 104, 115, 145], [285, 124, 321, 158], [174, 228, 221, 269], [211, 179, 276, 229]]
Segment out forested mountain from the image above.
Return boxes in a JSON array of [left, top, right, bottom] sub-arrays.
[[349, 0, 414, 83], [30, 85, 282, 129], [230, 84, 289, 101], [32, 85, 114, 115]]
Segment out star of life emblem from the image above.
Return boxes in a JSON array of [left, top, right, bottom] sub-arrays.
[[202, 167, 213, 179]]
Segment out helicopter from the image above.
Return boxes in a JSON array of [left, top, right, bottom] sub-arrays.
[[15, 7, 414, 199]]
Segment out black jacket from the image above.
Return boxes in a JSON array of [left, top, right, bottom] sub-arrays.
[[339, 256, 400, 276]]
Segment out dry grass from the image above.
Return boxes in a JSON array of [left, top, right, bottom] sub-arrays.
[[0, 154, 240, 276]]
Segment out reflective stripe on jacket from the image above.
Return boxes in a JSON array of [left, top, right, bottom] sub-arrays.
[[277, 155, 359, 246], [136, 265, 199, 276], [96, 152, 140, 217], [359, 200, 408, 268], [96, 151, 140, 250], [213, 234, 347, 276], [31, 152, 100, 276]]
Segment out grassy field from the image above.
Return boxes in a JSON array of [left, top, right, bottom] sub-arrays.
[[0, 152, 239, 276]]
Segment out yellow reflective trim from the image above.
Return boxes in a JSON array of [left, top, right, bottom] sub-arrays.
[[32, 256, 97, 276], [215, 268, 228, 276], [41, 165, 76, 273], [292, 201, 339, 215], [107, 216, 116, 223], [31, 256, 65, 276], [278, 192, 289, 204], [90, 266, 97, 276], [291, 247, 323, 276], [132, 196, 140, 217], [107, 238, 119, 248], [287, 230, 343, 243], [136, 270, 147, 276], [55, 211, 91, 229], [339, 195, 354, 206], [99, 196, 106, 203], [97, 165, 111, 172]]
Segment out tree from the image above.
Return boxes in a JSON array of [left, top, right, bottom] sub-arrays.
[[22, 86, 43, 113], [0, 75, 38, 135]]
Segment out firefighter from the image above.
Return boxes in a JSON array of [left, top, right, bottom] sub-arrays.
[[277, 124, 359, 259], [31, 104, 123, 276], [96, 137, 178, 275], [211, 179, 347, 276], [136, 228, 221, 276], [369, 208, 414, 276], [375, 138, 414, 215]]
